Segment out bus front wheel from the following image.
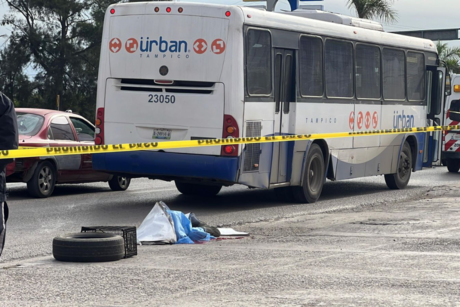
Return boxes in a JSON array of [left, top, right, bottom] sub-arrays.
[[385, 142, 412, 189], [175, 181, 222, 196], [292, 144, 325, 203]]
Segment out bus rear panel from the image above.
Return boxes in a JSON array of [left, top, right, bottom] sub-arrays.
[[93, 3, 245, 183]]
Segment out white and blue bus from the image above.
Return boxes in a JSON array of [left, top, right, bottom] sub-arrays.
[[93, 2, 447, 202]]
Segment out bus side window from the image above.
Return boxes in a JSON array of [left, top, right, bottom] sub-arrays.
[[299, 36, 323, 97], [426, 71, 433, 114], [355, 44, 381, 100], [246, 29, 272, 96], [274, 53, 282, 113], [283, 54, 294, 114], [325, 39, 353, 98], [407, 52, 425, 101], [434, 71, 443, 116], [383, 48, 406, 101]]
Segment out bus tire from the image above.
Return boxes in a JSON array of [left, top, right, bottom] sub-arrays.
[[292, 144, 325, 203], [385, 142, 412, 189], [447, 159, 460, 173], [53, 233, 125, 262], [175, 181, 222, 196], [109, 176, 131, 191], [27, 161, 56, 198]]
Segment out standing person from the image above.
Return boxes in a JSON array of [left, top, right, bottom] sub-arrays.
[[0, 92, 18, 258]]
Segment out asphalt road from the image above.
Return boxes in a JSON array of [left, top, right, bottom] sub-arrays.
[[2, 166, 460, 262], [1, 166, 460, 306]]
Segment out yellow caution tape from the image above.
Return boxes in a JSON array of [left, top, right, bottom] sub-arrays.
[[1, 125, 459, 160], [18, 146, 41, 150]]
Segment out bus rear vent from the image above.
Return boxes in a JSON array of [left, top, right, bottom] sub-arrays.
[[243, 121, 262, 172], [119, 79, 215, 94]]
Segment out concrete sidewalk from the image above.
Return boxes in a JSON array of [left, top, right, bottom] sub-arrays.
[[1, 184, 460, 306]]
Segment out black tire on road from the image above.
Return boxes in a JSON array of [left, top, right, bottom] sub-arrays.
[[175, 181, 222, 196], [292, 144, 325, 203], [53, 233, 125, 262], [447, 159, 460, 173], [385, 142, 412, 189], [109, 176, 131, 191], [27, 161, 56, 198]]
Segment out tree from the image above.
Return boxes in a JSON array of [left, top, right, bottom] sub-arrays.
[[1, 0, 119, 120], [436, 41, 460, 74], [0, 36, 37, 107], [347, 0, 397, 23]]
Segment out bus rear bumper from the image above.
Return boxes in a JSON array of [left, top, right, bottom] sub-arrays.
[[92, 151, 239, 183], [442, 151, 460, 160]]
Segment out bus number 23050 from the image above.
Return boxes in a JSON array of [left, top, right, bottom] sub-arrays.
[[148, 94, 176, 104]]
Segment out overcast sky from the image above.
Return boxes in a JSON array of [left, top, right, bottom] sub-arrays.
[[0, 0, 459, 53]]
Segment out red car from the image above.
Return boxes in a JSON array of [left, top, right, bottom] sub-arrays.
[[6, 108, 131, 198]]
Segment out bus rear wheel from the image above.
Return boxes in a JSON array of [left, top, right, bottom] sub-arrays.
[[385, 142, 412, 189], [175, 181, 222, 196], [447, 159, 460, 173], [292, 144, 325, 203]]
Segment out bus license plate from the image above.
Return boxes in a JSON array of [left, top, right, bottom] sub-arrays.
[[152, 128, 171, 140]]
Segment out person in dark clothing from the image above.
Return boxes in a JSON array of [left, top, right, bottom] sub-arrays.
[[0, 92, 18, 258]]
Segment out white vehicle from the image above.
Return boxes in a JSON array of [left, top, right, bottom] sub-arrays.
[[442, 74, 460, 172], [93, 3, 449, 202]]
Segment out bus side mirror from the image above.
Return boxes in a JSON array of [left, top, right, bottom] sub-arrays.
[[450, 99, 460, 122], [445, 74, 452, 96]]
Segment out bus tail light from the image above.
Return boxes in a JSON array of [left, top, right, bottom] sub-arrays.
[[95, 107, 105, 145], [221, 114, 239, 157]]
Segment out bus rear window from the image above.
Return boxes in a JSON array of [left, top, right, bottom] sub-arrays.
[[246, 29, 272, 95]]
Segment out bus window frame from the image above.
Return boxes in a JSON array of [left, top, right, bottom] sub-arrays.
[[382, 47, 407, 103], [324, 38, 355, 100], [354, 43, 382, 101], [245, 27, 273, 98], [406, 51, 426, 103], [298, 34, 325, 98]]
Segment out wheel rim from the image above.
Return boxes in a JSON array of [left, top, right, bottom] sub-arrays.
[[118, 177, 129, 188], [308, 155, 323, 193], [38, 166, 53, 195], [398, 150, 411, 181]]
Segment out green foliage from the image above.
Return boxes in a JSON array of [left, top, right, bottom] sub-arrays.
[[436, 41, 460, 74], [0, 0, 120, 121], [347, 0, 397, 23]]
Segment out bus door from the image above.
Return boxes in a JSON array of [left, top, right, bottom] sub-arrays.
[[270, 48, 295, 184], [423, 67, 446, 167]]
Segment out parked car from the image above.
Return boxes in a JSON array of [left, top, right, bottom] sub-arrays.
[[6, 108, 131, 198]]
